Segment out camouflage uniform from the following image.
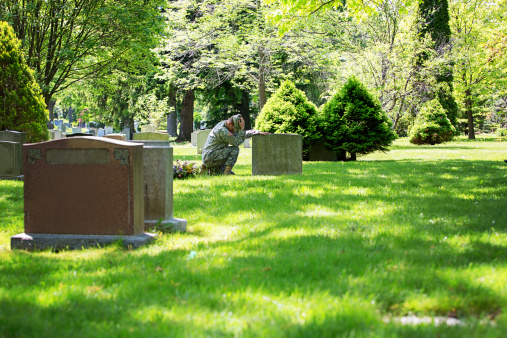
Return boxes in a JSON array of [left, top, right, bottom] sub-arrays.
[[202, 118, 260, 173]]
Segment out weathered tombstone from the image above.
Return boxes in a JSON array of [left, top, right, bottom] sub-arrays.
[[65, 123, 72, 128], [97, 128, 105, 137], [132, 132, 169, 141], [191, 131, 198, 146], [0, 141, 23, 180], [196, 130, 211, 154], [105, 126, 114, 135], [61, 124, 67, 133], [104, 134, 126, 141], [309, 141, 338, 161], [130, 140, 187, 232], [142, 124, 156, 132], [11, 137, 154, 251], [252, 134, 302, 175], [54, 120, 62, 127], [0, 131, 27, 180], [244, 138, 251, 148], [72, 127, 81, 134], [122, 128, 131, 140]]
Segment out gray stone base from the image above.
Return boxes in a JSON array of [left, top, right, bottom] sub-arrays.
[[0, 175, 23, 181], [11, 232, 157, 251], [145, 218, 187, 233]]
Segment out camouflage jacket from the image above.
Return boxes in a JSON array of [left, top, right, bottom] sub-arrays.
[[202, 120, 259, 161]]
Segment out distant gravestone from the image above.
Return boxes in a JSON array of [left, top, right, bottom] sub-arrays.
[[309, 141, 338, 161], [61, 124, 67, 132], [49, 130, 63, 140], [252, 134, 302, 175], [133, 132, 169, 141], [196, 130, 211, 154], [72, 127, 81, 134], [122, 128, 131, 140], [0, 131, 27, 180], [191, 131, 198, 146], [104, 134, 126, 141], [244, 138, 251, 148], [97, 128, 105, 137], [54, 120, 62, 127], [11, 137, 154, 251], [142, 124, 156, 132], [0, 141, 22, 180], [130, 140, 187, 232], [105, 127, 114, 135]]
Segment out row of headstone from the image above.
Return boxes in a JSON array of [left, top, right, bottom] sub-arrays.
[[10, 134, 187, 251]]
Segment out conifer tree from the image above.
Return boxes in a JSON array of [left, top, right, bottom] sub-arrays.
[[320, 77, 397, 161], [0, 21, 48, 142], [255, 81, 320, 160], [417, 0, 459, 127]]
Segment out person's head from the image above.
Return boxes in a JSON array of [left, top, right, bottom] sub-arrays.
[[227, 114, 243, 133]]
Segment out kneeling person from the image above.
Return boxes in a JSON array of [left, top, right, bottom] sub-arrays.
[[201, 114, 268, 175]]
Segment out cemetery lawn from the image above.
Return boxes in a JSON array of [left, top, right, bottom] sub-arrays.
[[1, 136, 506, 337]]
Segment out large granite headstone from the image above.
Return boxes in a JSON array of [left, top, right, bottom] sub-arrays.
[[309, 141, 338, 161], [130, 140, 187, 232], [196, 130, 211, 154], [252, 134, 302, 175], [0, 131, 27, 180], [132, 132, 169, 141], [11, 137, 154, 250]]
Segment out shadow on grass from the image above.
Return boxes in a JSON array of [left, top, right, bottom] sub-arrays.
[[1, 159, 506, 336]]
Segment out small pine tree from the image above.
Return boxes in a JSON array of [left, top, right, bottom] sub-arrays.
[[409, 98, 456, 145], [0, 21, 48, 143], [320, 77, 397, 161], [255, 81, 320, 160]]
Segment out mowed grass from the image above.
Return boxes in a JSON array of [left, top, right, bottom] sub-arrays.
[[0, 136, 506, 337]]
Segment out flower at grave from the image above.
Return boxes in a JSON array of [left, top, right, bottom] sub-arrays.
[[173, 160, 198, 179]]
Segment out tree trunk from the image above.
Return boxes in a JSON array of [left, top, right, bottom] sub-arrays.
[[349, 152, 357, 161], [176, 89, 194, 142], [67, 106, 74, 123], [47, 100, 56, 121], [240, 90, 251, 130], [465, 88, 475, 139], [258, 48, 267, 112], [167, 87, 178, 136]]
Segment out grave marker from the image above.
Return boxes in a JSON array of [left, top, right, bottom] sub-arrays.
[[132, 132, 169, 141], [252, 134, 302, 175], [196, 130, 211, 154], [11, 137, 154, 250], [0, 131, 27, 180]]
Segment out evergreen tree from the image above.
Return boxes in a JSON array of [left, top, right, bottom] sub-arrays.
[[417, 0, 459, 127], [0, 21, 48, 142], [408, 98, 455, 145], [320, 77, 397, 161], [255, 81, 320, 160]]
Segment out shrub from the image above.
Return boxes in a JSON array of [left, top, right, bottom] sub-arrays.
[[255, 81, 320, 160], [496, 128, 507, 137], [320, 77, 397, 161], [0, 21, 48, 142], [409, 98, 456, 145]]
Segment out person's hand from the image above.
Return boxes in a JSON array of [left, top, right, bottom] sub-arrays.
[[239, 116, 245, 130], [260, 131, 270, 135]]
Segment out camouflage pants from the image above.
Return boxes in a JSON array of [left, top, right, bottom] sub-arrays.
[[203, 146, 239, 171]]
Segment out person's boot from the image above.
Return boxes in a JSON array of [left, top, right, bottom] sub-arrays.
[[223, 165, 235, 175], [199, 163, 207, 175]]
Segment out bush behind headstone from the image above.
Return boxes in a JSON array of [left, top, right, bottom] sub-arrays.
[[320, 77, 397, 161], [409, 98, 455, 145], [0, 21, 48, 143], [255, 81, 320, 160]]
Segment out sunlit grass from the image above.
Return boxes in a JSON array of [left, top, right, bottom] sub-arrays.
[[0, 136, 506, 336]]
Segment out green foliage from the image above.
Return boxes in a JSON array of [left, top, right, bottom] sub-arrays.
[[496, 128, 507, 137], [320, 77, 397, 160], [0, 21, 48, 143], [409, 98, 456, 145], [255, 81, 320, 159]]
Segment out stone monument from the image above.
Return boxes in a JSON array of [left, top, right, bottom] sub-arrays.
[[252, 134, 302, 175], [11, 137, 155, 250], [196, 130, 211, 154], [133, 132, 169, 141], [130, 140, 187, 232], [0, 131, 27, 180]]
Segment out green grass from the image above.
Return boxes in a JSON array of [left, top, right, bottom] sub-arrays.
[[1, 136, 506, 337]]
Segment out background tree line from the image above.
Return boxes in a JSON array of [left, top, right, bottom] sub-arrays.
[[1, 0, 506, 141]]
